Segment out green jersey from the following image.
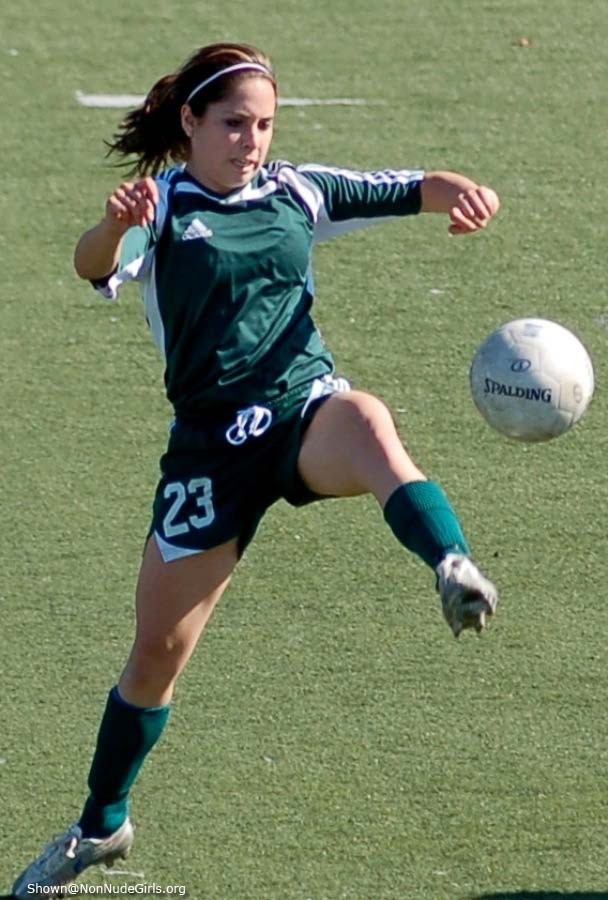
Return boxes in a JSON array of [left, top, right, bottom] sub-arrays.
[[95, 161, 423, 417]]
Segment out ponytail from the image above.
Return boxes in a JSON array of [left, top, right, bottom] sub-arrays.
[[105, 73, 189, 176]]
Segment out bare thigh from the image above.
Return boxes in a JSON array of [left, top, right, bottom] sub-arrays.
[[298, 390, 425, 506], [118, 535, 239, 707]]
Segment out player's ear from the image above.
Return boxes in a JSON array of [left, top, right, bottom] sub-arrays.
[[181, 104, 196, 139]]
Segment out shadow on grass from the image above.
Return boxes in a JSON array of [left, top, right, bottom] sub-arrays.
[[474, 893, 608, 899]]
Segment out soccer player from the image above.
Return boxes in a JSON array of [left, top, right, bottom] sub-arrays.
[[12, 41, 500, 895]]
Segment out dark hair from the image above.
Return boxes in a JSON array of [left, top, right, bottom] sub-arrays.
[[106, 42, 277, 176]]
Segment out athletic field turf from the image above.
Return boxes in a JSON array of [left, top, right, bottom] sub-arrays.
[[1, 1, 607, 897]]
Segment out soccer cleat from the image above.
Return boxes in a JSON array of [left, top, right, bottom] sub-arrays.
[[436, 553, 498, 638], [11, 818, 134, 899]]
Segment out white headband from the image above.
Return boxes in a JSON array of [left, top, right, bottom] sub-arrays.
[[186, 62, 272, 105]]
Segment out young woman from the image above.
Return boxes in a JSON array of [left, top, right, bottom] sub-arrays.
[[12, 41, 499, 895]]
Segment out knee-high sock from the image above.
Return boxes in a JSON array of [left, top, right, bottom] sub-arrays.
[[383, 480, 470, 569], [79, 686, 170, 838]]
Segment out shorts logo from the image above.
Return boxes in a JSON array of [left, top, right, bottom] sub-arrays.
[[226, 405, 273, 445]]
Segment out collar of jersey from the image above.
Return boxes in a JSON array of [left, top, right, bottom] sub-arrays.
[[176, 168, 278, 205]]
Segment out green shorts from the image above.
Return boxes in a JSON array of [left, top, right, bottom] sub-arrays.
[[150, 375, 350, 562]]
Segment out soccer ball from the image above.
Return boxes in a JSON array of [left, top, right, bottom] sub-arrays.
[[470, 318, 594, 442]]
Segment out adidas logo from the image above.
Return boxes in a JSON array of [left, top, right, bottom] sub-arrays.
[[182, 218, 214, 241]]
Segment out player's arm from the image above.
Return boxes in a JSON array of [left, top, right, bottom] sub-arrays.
[[74, 178, 158, 280], [291, 163, 424, 244], [420, 171, 500, 235]]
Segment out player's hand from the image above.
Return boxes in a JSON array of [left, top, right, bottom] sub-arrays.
[[449, 185, 500, 236], [104, 177, 159, 232]]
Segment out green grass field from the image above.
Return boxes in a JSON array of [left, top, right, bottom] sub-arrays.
[[2, 1, 608, 898]]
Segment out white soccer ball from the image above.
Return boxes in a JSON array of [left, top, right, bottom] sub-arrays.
[[470, 318, 594, 442]]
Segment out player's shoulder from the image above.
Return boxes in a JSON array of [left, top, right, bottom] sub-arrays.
[[267, 160, 364, 191], [155, 165, 186, 185], [265, 158, 296, 176], [265, 159, 328, 179], [154, 165, 194, 201], [263, 160, 327, 217], [152, 166, 184, 217], [265, 159, 322, 184]]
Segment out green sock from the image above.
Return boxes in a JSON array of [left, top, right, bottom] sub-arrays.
[[383, 480, 470, 569], [78, 686, 170, 838]]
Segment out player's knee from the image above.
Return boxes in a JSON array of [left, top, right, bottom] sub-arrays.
[[129, 632, 192, 681], [344, 392, 399, 449]]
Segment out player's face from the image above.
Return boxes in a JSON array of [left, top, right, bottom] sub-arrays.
[[183, 77, 276, 194]]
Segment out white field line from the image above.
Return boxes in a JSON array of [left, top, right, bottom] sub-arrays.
[[75, 90, 370, 109]]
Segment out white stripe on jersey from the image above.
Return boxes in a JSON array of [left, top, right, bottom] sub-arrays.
[[298, 163, 425, 187], [273, 166, 325, 220], [142, 257, 166, 360], [155, 177, 173, 233]]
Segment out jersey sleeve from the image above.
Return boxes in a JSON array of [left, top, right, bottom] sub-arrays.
[[90, 224, 155, 300], [294, 163, 424, 243], [90, 173, 175, 300]]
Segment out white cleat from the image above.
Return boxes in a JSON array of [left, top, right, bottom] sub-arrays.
[[12, 818, 134, 899], [436, 553, 498, 638]]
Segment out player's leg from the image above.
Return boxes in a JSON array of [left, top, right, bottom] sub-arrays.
[[120, 534, 238, 707], [298, 389, 425, 504], [297, 390, 497, 635], [79, 535, 238, 835], [297, 389, 469, 564], [12, 535, 238, 898]]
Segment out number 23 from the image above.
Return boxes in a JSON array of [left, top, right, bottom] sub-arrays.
[[162, 478, 215, 538]]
